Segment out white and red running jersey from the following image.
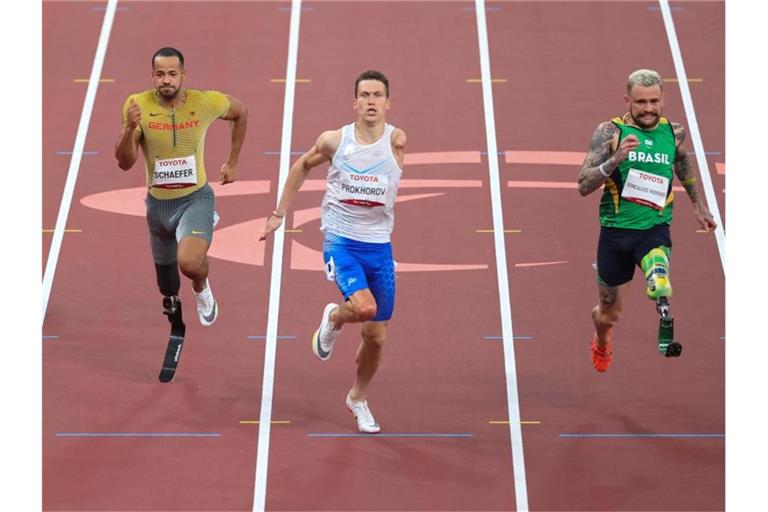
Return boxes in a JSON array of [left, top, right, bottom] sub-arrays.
[[320, 123, 402, 243]]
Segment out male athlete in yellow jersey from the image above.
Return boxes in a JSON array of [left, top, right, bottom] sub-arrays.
[[115, 47, 247, 327]]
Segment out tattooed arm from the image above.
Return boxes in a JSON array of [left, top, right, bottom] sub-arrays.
[[578, 121, 639, 196], [671, 123, 717, 231]]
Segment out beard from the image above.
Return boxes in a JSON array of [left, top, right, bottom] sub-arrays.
[[631, 111, 660, 129], [156, 85, 179, 100]]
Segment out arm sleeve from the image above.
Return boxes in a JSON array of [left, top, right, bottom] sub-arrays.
[[203, 90, 232, 118]]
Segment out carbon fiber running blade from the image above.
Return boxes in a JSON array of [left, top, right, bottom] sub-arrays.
[[158, 323, 185, 382], [159, 301, 186, 383]]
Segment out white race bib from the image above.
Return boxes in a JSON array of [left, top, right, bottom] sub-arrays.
[[621, 168, 669, 210], [153, 155, 197, 189], [338, 171, 388, 207]]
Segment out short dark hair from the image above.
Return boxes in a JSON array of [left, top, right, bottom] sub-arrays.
[[355, 70, 389, 98], [152, 47, 185, 68]]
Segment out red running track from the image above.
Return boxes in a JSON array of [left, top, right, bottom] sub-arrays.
[[43, 1, 724, 510], [488, 2, 724, 510]]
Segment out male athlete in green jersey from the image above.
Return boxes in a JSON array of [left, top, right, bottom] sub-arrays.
[[577, 69, 717, 372]]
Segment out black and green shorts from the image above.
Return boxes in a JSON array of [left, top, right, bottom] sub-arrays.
[[596, 223, 672, 287]]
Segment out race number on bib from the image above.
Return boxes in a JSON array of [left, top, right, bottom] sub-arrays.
[[338, 172, 389, 207], [621, 168, 669, 210], [153, 155, 198, 189]]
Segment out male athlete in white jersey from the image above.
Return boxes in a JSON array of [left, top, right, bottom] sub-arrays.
[[260, 70, 406, 433]]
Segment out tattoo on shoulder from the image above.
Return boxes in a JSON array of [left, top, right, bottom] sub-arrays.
[[585, 121, 618, 167], [671, 122, 686, 146]]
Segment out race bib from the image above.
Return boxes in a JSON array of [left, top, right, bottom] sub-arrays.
[[338, 171, 388, 207], [153, 155, 197, 189], [621, 168, 669, 210]]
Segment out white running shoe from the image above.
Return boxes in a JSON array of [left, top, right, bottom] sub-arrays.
[[311, 303, 340, 361], [195, 278, 218, 326], [346, 392, 380, 434]]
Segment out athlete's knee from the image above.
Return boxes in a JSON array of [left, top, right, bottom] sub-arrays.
[[177, 250, 206, 277], [353, 302, 377, 322], [155, 262, 180, 297], [641, 246, 673, 300]]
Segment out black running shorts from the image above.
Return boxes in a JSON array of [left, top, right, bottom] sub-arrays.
[[596, 224, 672, 287]]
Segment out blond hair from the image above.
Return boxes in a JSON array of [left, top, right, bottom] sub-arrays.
[[627, 69, 662, 94]]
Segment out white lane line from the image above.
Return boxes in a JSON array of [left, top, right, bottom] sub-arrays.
[[252, 1, 302, 510], [659, 0, 725, 272], [42, 0, 118, 323], [474, 1, 529, 510]]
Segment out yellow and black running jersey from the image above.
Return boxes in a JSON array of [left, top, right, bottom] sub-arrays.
[[121, 89, 230, 199]]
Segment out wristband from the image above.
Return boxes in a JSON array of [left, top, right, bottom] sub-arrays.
[[598, 162, 611, 178], [271, 210, 285, 219], [681, 177, 697, 186]]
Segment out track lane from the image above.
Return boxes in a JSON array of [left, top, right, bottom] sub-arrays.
[[263, 2, 521, 510], [487, 2, 724, 510], [43, 2, 288, 510], [42, 2, 106, 275]]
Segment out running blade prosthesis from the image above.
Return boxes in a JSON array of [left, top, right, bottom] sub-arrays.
[[656, 297, 682, 357], [159, 296, 186, 383]]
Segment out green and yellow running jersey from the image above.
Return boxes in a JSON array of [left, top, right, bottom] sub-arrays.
[[121, 89, 230, 199], [599, 117, 677, 230]]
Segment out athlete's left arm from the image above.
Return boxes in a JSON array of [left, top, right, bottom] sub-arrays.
[[218, 95, 248, 184], [391, 128, 406, 170], [672, 122, 717, 232]]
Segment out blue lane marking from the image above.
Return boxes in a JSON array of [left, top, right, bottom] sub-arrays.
[[247, 335, 296, 340], [483, 335, 533, 340], [277, 6, 314, 11], [308, 433, 473, 438], [480, 151, 505, 155], [560, 433, 724, 439], [264, 151, 305, 156], [57, 151, 99, 156], [93, 6, 130, 11], [647, 5, 684, 10], [58, 433, 221, 438], [463, 6, 501, 11]]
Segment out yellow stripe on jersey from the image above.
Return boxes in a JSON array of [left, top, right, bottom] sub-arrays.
[[612, 116, 669, 126], [121, 89, 230, 200], [662, 190, 674, 212], [605, 178, 620, 214]]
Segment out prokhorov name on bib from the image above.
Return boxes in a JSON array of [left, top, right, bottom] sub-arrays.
[[341, 184, 386, 195]]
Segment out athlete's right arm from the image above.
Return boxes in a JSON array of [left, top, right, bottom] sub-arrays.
[[259, 130, 340, 241], [114, 98, 142, 170], [577, 121, 638, 196]]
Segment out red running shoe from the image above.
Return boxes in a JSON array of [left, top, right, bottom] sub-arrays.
[[590, 329, 613, 373]]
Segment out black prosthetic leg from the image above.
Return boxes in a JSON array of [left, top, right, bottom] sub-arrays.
[[158, 296, 186, 382], [656, 297, 682, 357]]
